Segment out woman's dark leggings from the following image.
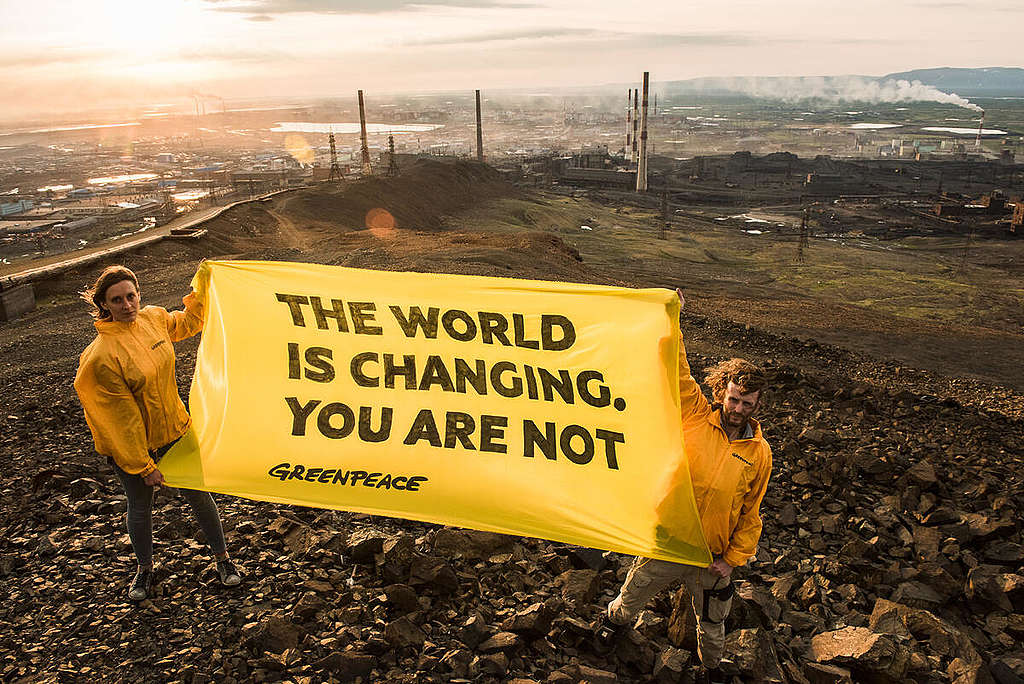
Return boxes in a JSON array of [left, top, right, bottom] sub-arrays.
[[113, 464, 227, 567]]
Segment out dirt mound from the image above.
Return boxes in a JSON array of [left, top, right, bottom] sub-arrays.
[[285, 159, 515, 231], [174, 158, 522, 262], [319, 229, 594, 283]]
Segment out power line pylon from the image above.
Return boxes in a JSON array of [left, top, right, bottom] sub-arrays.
[[475, 89, 484, 163], [328, 131, 341, 182], [358, 89, 372, 175], [386, 134, 399, 177], [797, 208, 810, 263], [956, 221, 973, 278], [660, 190, 670, 239]]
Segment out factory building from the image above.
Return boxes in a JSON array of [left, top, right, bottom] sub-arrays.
[[572, 145, 614, 169], [230, 170, 303, 193], [804, 173, 844, 193], [0, 219, 60, 235], [1, 199, 34, 216], [58, 217, 100, 233], [934, 192, 1012, 219]]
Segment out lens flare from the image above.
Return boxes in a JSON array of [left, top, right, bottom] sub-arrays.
[[285, 134, 314, 165], [365, 208, 396, 238]]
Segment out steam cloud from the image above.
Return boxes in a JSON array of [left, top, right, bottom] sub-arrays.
[[687, 76, 983, 112]]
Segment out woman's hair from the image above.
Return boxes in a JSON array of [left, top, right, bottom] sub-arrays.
[[704, 358, 767, 405], [81, 265, 139, 320]]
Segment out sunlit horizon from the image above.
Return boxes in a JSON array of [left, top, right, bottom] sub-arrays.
[[2, 0, 1023, 123]]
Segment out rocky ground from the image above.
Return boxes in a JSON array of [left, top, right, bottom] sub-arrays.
[[1, 160, 1022, 683]]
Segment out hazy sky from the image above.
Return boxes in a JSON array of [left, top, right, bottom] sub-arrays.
[[1, 0, 1021, 120]]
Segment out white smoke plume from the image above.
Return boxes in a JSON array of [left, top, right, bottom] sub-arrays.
[[686, 75, 983, 112]]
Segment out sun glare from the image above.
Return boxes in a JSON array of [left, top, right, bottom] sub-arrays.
[[83, 1, 207, 60]]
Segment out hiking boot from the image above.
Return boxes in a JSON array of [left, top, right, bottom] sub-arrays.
[[217, 559, 241, 586], [128, 567, 152, 601], [593, 615, 623, 654], [694, 665, 728, 684]]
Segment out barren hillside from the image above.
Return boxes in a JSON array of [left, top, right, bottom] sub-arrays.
[[1, 159, 1021, 683]]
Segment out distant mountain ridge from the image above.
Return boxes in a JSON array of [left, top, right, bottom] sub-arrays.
[[881, 67, 1024, 96]]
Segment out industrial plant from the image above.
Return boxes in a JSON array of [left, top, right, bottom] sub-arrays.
[[2, 71, 1023, 322]]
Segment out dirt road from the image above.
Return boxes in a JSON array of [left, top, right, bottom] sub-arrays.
[[0, 190, 303, 283]]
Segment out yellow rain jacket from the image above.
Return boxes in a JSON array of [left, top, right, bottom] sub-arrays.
[[74, 293, 204, 476], [674, 334, 772, 567]]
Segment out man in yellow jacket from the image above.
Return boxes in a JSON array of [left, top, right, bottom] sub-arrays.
[[598, 291, 772, 684]]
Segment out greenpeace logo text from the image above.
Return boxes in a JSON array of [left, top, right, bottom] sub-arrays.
[[268, 462, 428, 491]]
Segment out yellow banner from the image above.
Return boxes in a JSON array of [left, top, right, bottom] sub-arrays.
[[160, 260, 710, 566]]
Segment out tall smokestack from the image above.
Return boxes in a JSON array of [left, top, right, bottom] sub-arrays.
[[636, 72, 650, 192], [631, 87, 639, 165], [358, 89, 371, 175], [626, 89, 632, 154], [975, 109, 985, 150], [475, 89, 484, 163]]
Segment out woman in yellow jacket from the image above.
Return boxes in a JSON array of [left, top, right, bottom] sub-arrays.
[[74, 265, 240, 601]]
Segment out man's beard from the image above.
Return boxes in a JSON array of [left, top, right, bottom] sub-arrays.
[[722, 407, 749, 431]]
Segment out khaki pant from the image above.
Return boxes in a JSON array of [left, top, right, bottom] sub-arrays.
[[607, 557, 734, 667]]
